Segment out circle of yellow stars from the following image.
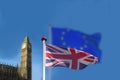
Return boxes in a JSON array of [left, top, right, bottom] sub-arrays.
[[60, 29, 89, 51]]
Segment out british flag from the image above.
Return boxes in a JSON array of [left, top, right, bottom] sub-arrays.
[[46, 44, 98, 70]]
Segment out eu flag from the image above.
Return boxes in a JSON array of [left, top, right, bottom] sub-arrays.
[[51, 27, 102, 62]]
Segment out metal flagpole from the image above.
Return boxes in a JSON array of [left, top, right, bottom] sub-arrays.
[[48, 24, 52, 43], [41, 37, 47, 80], [48, 24, 52, 80]]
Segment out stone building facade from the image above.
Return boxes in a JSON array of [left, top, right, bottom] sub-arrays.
[[0, 37, 32, 80]]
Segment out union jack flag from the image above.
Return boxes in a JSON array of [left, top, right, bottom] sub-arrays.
[[46, 44, 98, 70]]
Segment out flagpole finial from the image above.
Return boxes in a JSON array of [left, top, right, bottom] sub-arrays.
[[41, 36, 47, 41]]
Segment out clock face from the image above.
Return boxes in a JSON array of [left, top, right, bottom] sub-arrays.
[[22, 43, 26, 49]]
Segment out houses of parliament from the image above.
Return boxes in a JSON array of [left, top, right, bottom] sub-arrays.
[[0, 37, 32, 80]]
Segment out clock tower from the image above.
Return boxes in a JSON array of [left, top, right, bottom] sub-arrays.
[[20, 36, 32, 80]]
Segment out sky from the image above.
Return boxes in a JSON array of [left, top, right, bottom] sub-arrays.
[[0, 0, 120, 80]]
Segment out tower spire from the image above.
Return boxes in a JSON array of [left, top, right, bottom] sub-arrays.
[[23, 36, 30, 43]]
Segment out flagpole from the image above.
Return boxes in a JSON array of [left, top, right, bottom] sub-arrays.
[[48, 24, 52, 80], [41, 37, 47, 80], [48, 24, 52, 44]]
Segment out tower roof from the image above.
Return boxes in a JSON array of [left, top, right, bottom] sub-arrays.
[[23, 36, 30, 43]]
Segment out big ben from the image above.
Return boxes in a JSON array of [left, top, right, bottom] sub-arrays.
[[0, 36, 32, 80], [20, 36, 32, 80]]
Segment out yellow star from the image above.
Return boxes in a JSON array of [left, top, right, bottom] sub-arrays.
[[84, 45, 87, 48], [83, 35, 87, 39], [61, 36, 64, 40], [85, 40, 88, 43], [80, 47, 84, 50], [62, 32, 65, 35], [62, 42, 66, 46]]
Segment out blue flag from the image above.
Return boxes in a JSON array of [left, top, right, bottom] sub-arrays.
[[50, 27, 102, 62]]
